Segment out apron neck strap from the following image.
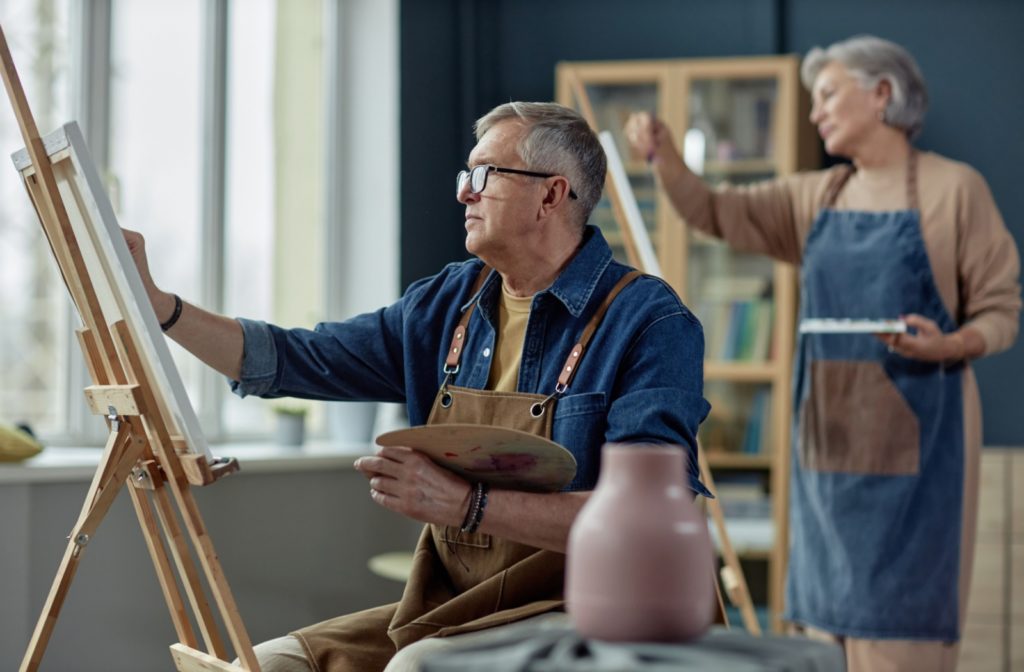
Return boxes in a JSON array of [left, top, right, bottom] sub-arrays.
[[906, 148, 919, 211], [555, 270, 642, 392], [444, 265, 493, 374]]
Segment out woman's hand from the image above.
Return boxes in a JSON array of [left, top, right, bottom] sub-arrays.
[[624, 111, 678, 165], [354, 446, 472, 527], [878, 314, 966, 362]]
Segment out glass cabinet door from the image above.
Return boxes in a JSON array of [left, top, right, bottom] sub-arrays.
[[685, 77, 779, 178], [680, 77, 781, 366]]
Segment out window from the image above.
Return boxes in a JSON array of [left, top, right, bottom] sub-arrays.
[[222, 0, 326, 437], [109, 0, 205, 421], [0, 0, 397, 447], [0, 0, 73, 439]]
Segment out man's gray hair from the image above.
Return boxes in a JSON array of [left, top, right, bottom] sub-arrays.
[[475, 102, 606, 229], [801, 35, 928, 138]]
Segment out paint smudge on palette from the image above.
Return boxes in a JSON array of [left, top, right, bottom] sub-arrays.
[[468, 453, 538, 473]]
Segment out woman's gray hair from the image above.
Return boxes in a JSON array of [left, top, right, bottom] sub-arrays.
[[475, 102, 606, 229], [801, 35, 928, 138]]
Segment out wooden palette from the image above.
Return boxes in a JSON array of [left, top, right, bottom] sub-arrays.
[[375, 424, 577, 492]]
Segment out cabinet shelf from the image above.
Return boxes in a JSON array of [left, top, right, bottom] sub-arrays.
[[704, 360, 779, 381], [706, 451, 773, 469]]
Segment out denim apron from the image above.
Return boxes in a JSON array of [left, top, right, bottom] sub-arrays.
[[296, 266, 640, 671], [785, 152, 964, 640]]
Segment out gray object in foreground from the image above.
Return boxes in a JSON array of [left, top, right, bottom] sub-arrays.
[[420, 619, 844, 672]]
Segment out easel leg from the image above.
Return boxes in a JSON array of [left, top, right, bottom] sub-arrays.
[[698, 446, 763, 636], [19, 424, 148, 672], [127, 482, 202, 649], [171, 643, 244, 671], [109, 321, 258, 670], [145, 480, 230, 657], [149, 446, 260, 670]]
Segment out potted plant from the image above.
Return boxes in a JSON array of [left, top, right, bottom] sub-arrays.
[[271, 401, 310, 447]]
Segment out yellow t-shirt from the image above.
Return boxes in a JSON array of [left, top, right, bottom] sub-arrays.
[[487, 284, 533, 392]]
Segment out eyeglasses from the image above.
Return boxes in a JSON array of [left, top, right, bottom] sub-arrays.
[[456, 164, 578, 200]]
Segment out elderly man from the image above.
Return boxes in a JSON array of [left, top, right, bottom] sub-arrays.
[[125, 101, 709, 672]]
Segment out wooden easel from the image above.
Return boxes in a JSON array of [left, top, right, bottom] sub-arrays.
[[0, 24, 260, 671], [567, 74, 762, 636]]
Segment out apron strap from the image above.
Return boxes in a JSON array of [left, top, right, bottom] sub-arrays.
[[444, 265, 493, 374], [555, 270, 643, 392], [906, 148, 919, 211]]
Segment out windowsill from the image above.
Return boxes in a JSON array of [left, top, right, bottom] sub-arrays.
[[0, 439, 372, 484]]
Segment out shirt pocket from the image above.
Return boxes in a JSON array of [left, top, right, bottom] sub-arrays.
[[799, 360, 920, 475], [553, 392, 608, 490]]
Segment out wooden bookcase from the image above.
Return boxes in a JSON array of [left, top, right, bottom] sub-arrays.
[[556, 55, 819, 632]]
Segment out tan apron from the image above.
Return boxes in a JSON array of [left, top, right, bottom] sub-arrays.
[[295, 266, 640, 672]]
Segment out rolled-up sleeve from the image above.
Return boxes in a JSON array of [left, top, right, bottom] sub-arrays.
[[230, 318, 279, 397], [228, 301, 409, 403]]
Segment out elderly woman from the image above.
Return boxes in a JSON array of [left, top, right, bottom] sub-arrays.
[[626, 35, 1020, 671]]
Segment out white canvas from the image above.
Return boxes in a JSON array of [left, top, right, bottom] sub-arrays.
[[12, 122, 211, 460], [598, 130, 662, 277]]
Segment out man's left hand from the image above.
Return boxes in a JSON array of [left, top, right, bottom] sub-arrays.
[[354, 446, 472, 527]]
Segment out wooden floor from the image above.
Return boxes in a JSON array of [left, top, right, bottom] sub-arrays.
[[959, 448, 1023, 672]]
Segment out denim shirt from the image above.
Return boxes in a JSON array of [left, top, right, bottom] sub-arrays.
[[232, 226, 710, 494]]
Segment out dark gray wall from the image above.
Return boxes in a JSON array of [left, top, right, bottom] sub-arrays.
[[400, 0, 1024, 444]]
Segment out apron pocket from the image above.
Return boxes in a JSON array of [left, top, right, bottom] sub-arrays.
[[439, 527, 492, 549], [799, 360, 920, 475]]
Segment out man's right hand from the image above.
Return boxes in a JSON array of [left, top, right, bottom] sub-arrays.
[[122, 227, 176, 323]]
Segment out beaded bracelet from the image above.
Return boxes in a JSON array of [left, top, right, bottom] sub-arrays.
[[460, 482, 490, 534]]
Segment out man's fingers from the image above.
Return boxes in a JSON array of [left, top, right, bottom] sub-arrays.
[[376, 444, 415, 461], [354, 455, 400, 478], [369, 476, 399, 497]]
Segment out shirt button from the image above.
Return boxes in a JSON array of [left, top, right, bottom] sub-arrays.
[[482, 348, 491, 358]]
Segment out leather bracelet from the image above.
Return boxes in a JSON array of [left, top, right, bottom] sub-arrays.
[[460, 482, 482, 532], [160, 294, 183, 332], [461, 482, 489, 534]]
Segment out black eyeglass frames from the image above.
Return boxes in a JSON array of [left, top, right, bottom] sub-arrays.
[[456, 164, 579, 200]]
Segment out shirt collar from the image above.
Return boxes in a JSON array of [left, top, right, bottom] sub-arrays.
[[544, 225, 614, 317], [460, 225, 614, 318]]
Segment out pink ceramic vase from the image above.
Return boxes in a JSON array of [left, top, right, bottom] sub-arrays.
[[566, 443, 715, 642]]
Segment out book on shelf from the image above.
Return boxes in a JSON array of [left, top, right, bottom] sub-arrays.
[[739, 387, 771, 455], [699, 298, 773, 362], [695, 274, 774, 362]]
